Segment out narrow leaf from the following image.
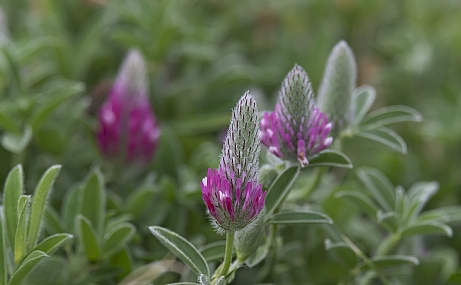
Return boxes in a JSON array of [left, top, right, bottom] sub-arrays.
[[62, 185, 81, 233], [27, 165, 61, 250], [403, 181, 439, 223], [269, 210, 332, 225], [102, 223, 135, 259], [79, 169, 105, 235], [357, 167, 395, 212], [14, 196, 30, 265], [31, 233, 73, 256], [200, 241, 226, 262], [1, 127, 32, 154], [356, 127, 407, 154], [352, 85, 376, 125], [126, 186, 155, 217], [0, 209, 7, 285], [400, 222, 452, 237], [149, 226, 210, 277], [324, 239, 357, 268], [8, 251, 48, 285], [265, 166, 300, 217], [377, 210, 399, 232], [78, 215, 100, 262], [29, 83, 84, 131], [361, 105, 423, 129], [359, 255, 419, 270], [335, 190, 379, 216], [3, 165, 23, 249], [304, 150, 353, 169]]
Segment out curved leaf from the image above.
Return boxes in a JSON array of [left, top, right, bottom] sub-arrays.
[[9, 251, 48, 285], [400, 222, 452, 237], [14, 196, 30, 265], [31, 233, 73, 256], [1, 127, 32, 154], [359, 255, 419, 270], [361, 105, 422, 129], [3, 165, 24, 249], [352, 85, 376, 125], [78, 215, 100, 262], [357, 167, 395, 212], [265, 166, 300, 217], [102, 223, 135, 259], [28, 165, 61, 250], [268, 210, 332, 225], [200, 241, 226, 263], [335, 190, 378, 216], [324, 239, 357, 268], [149, 226, 210, 277], [356, 127, 407, 154], [79, 169, 105, 235], [305, 150, 353, 169]]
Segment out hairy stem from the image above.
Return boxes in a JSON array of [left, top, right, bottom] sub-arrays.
[[219, 231, 235, 278]]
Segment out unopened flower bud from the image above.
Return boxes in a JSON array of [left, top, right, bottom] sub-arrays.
[[260, 65, 333, 167], [96, 49, 160, 164], [201, 92, 266, 233], [317, 41, 357, 135]]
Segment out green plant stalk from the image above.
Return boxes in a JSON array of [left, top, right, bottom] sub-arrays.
[[375, 233, 400, 256], [218, 231, 235, 278]]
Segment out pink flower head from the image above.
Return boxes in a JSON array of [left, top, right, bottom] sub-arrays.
[[260, 65, 333, 166], [201, 92, 266, 232], [96, 49, 160, 164]]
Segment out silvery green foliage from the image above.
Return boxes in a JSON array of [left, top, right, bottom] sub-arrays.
[[318, 41, 357, 136], [219, 91, 261, 187], [234, 215, 266, 262], [198, 274, 210, 285]]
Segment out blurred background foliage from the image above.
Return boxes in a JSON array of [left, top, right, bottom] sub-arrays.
[[1, 0, 461, 284]]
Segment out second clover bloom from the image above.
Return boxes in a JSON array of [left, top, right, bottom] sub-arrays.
[[96, 49, 160, 164], [259, 64, 333, 166], [201, 92, 266, 233]]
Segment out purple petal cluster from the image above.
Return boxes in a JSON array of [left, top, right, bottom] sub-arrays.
[[260, 65, 333, 166], [201, 168, 265, 232], [96, 49, 160, 164], [201, 92, 266, 232]]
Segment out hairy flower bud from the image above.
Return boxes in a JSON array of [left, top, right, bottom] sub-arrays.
[[96, 49, 160, 164], [260, 65, 333, 167], [201, 92, 266, 233], [317, 41, 357, 135]]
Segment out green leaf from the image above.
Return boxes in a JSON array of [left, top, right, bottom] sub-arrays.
[[361, 105, 422, 130], [417, 209, 449, 223], [79, 169, 106, 235], [304, 150, 353, 169], [3, 165, 24, 249], [1, 127, 32, 153], [400, 222, 452, 237], [0, 209, 7, 285], [8, 251, 48, 285], [265, 166, 300, 217], [30, 233, 73, 256], [356, 127, 407, 154], [29, 83, 84, 131], [200, 241, 226, 263], [335, 190, 378, 216], [324, 239, 357, 268], [14, 195, 30, 265], [0, 46, 23, 92], [434, 206, 461, 224], [102, 223, 135, 259], [268, 210, 332, 225], [62, 185, 81, 233], [403, 181, 439, 223], [352, 85, 376, 125], [149, 226, 210, 277], [377, 210, 399, 232], [78, 215, 100, 262], [357, 167, 395, 212], [359, 255, 419, 270], [27, 165, 61, 250], [126, 186, 155, 217], [110, 249, 132, 280], [0, 108, 20, 133]]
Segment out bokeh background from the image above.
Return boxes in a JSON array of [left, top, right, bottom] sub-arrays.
[[1, 0, 461, 284]]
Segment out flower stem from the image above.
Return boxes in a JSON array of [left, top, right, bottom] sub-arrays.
[[219, 231, 235, 278]]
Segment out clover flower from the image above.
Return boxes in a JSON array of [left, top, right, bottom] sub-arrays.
[[201, 92, 266, 233], [96, 49, 160, 164], [260, 64, 333, 166]]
